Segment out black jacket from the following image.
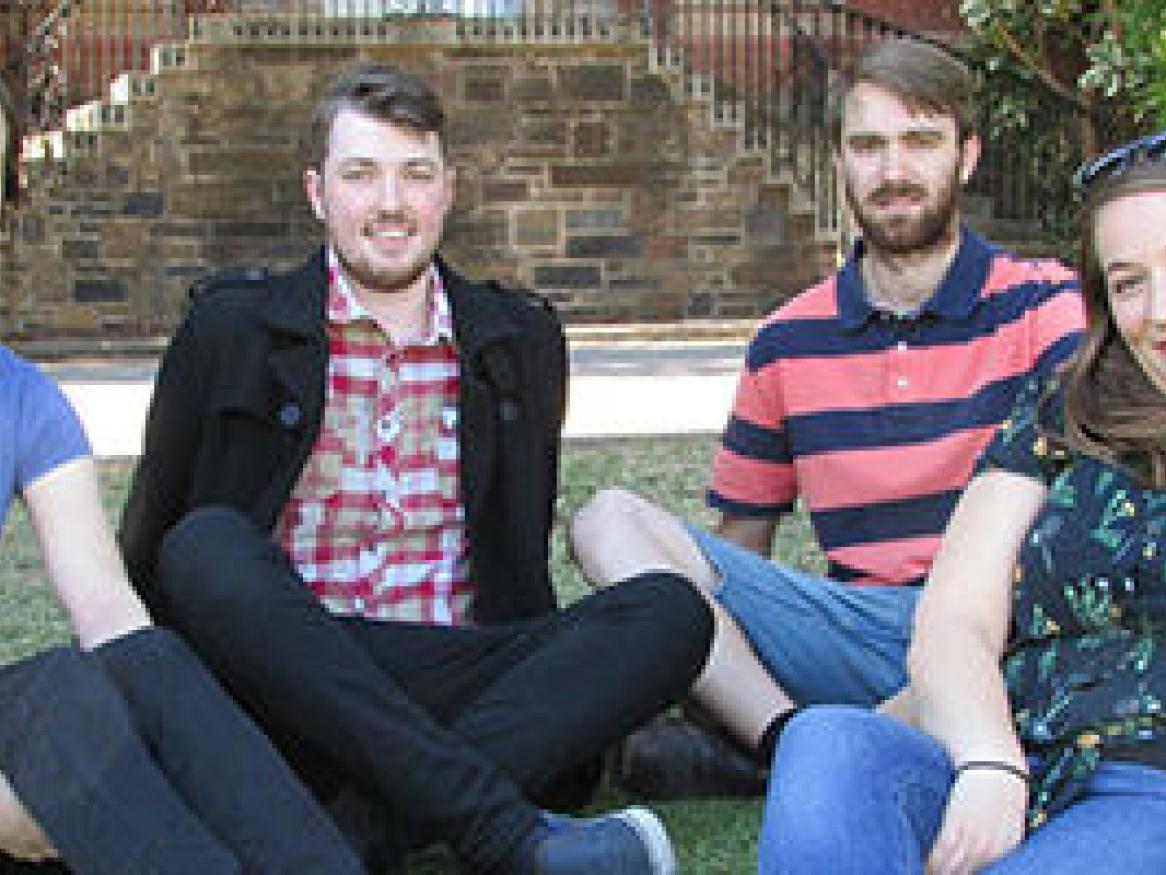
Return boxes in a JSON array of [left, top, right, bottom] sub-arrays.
[[120, 249, 567, 625]]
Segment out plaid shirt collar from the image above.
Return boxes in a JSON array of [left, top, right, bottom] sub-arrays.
[[324, 249, 454, 347]]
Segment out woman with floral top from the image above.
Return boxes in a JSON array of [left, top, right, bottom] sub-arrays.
[[758, 130, 1166, 874]]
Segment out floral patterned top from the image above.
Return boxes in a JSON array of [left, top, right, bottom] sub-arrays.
[[976, 376, 1166, 830]]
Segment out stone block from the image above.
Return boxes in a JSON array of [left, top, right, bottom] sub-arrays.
[[532, 264, 601, 289], [464, 78, 505, 103], [62, 238, 100, 260], [560, 65, 626, 102], [692, 233, 741, 246], [482, 180, 528, 203], [212, 221, 288, 239], [522, 119, 568, 147], [448, 113, 515, 148], [566, 235, 641, 258], [551, 163, 656, 188], [514, 210, 559, 247], [124, 192, 165, 218], [565, 208, 624, 230], [573, 122, 610, 158], [447, 214, 509, 248], [73, 278, 128, 303], [512, 76, 553, 103]]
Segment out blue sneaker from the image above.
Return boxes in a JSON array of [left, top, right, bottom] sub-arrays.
[[520, 806, 677, 874]]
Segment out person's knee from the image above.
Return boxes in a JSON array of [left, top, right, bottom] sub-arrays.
[[568, 488, 644, 580], [570, 488, 710, 588], [160, 506, 252, 571], [93, 627, 194, 675], [157, 506, 265, 612], [607, 571, 714, 679], [781, 705, 875, 753]]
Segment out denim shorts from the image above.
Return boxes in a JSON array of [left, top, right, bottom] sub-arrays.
[[688, 525, 920, 707]]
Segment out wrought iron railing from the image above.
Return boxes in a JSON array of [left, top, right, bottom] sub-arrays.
[[3, 0, 1089, 239]]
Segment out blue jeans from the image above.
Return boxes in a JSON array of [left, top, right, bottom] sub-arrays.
[[760, 706, 1166, 874], [688, 526, 919, 705], [0, 628, 362, 875]]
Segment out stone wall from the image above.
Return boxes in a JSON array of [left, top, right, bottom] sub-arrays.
[[0, 17, 838, 339]]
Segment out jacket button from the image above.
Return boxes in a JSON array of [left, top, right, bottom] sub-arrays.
[[499, 399, 519, 423], [279, 402, 302, 428]]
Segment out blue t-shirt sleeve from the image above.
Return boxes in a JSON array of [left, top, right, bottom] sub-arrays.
[[12, 357, 91, 493], [974, 375, 1063, 486]]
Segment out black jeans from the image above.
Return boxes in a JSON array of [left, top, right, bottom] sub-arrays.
[[158, 506, 714, 872], [0, 627, 362, 874]]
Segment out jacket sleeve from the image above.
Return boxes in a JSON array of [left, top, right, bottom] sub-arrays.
[[118, 304, 209, 620], [542, 303, 568, 532]]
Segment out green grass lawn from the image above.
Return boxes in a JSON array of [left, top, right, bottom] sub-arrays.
[[0, 436, 826, 873]]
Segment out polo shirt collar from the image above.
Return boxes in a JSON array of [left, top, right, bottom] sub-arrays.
[[836, 226, 996, 332]]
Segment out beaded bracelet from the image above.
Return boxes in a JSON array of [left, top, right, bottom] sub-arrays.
[[954, 760, 1031, 786]]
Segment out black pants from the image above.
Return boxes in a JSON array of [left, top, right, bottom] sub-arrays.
[[0, 627, 362, 874], [157, 506, 714, 872]]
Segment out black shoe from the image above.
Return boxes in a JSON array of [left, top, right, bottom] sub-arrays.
[[616, 715, 768, 800]]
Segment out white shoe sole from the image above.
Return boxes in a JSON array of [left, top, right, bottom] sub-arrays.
[[612, 806, 678, 875]]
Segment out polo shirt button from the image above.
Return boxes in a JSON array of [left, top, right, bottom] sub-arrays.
[[896, 377, 908, 389], [278, 402, 302, 428]]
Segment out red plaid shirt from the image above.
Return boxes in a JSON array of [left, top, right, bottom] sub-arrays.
[[274, 254, 472, 624]]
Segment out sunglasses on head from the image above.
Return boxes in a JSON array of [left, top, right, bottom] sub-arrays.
[[1074, 129, 1166, 195]]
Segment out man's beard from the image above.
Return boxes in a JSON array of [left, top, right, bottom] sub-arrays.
[[334, 244, 432, 297], [845, 167, 960, 256]]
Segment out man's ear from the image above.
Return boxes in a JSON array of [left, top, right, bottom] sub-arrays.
[[959, 134, 982, 185], [304, 166, 325, 222]]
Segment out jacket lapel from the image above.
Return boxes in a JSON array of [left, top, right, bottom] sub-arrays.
[[254, 249, 329, 523]]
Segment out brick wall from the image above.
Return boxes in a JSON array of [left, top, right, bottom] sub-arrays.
[[0, 20, 838, 338]]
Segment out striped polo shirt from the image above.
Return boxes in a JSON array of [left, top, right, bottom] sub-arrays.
[[708, 229, 1083, 587]]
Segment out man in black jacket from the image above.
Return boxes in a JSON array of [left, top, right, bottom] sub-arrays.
[[119, 62, 712, 875]]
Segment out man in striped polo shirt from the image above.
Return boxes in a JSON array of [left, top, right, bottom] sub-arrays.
[[571, 38, 1084, 797]]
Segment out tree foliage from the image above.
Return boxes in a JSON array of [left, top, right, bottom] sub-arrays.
[[956, 1, 1165, 245], [959, 1, 1166, 148]]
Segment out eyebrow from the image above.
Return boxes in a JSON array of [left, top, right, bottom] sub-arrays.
[[1103, 259, 1145, 274]]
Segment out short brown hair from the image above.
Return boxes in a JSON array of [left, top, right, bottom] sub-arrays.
[[829, 38, 977, 146], [306, 62, 446, 169]]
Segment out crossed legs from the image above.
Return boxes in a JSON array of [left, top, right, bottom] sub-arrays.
[[157, 505, 713, 871], [570, 488, 920, 754], [570, 488, 793, 750]]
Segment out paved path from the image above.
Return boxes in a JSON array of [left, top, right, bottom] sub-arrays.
[[42, 341, 745, 458]]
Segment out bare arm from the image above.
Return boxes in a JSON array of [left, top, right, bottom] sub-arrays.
[[0, 773, 55, 862], [25, 457, 151, 649], [0, 456, 150, 861], [716, 513, 778, 557], [908, 469, 1047, 873]]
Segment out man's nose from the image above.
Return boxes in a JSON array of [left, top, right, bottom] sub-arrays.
[[374, 172, 403, 209], [879, 143, 911, 180]]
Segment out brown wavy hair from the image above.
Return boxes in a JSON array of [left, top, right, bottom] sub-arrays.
[[1059, 161, 1166, 487]]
